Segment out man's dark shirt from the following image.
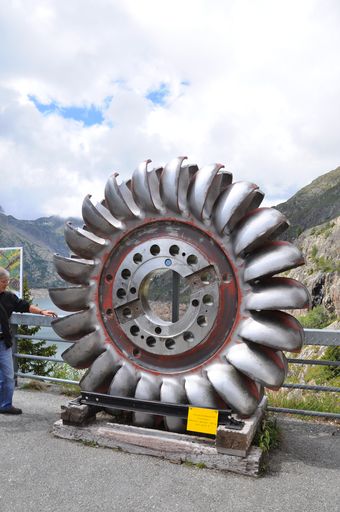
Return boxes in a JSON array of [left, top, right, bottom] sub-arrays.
[[0, 291, 30, 347]]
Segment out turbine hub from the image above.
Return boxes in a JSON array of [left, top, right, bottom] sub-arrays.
[[100, 220, 238, 371]]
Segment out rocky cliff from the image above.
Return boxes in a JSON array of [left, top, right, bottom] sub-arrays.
[[276, 166, 340, 240], [286, 216, 340, 319]]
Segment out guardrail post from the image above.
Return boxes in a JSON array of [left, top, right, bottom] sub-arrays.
[[11, 323, 18, 387]]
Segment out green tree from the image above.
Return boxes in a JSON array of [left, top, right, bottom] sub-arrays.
[[17, 277, 57, 376], [297, 305, 336, 329]]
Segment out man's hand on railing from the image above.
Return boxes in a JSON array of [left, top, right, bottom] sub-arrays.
[[41, 309, 58, 318], [29, 305, 58, 318]]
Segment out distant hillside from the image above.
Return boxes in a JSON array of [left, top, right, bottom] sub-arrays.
[[0, 213, 81, 288], [276, 166, 340, 240]]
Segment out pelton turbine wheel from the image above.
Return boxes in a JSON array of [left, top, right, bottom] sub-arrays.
[[50, 157, 310, 432]]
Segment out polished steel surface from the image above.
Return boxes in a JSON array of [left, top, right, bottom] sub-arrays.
[[82, 194, 123, 236], [160, 156, 193, 213], [48, 284, 95, 312], [245, 277, 311, 310], [131, 160, 164, 213], [134, 374, 160, 426], [244, 241, 305, 281], [61, 328, 106, 368], [160, 378, 187, 432], [79, 347, 120, 391], [238, 311, 304, 351], [226, 343, 287, 388], [105, 172, 141, 219], [206, 363, 261, 416], [213, 181, 264, 234], [64, 222, 107, 259], [51, 304, 97, 340], [233, 207, 289, 255], [184, 374, 220, 409], [109, 362, 139, 397], [187, 163, 231, 221], [53, 254, 96, 285]]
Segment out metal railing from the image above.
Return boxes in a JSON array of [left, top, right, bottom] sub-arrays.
[[10, 312, 340, 419], [267, 328, 340, 419], [10, 312, 78, 386]]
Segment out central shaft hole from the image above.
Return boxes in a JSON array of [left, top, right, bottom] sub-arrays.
[[140, 269, 190, 323]]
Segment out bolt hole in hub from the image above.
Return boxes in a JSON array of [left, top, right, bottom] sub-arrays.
[[100, 221, 238, 372]]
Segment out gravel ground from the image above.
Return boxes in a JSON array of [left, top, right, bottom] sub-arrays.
[[0, 387, 339, 512]]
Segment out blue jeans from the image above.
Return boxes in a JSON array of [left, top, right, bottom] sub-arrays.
[[0, 340, 15, 410]]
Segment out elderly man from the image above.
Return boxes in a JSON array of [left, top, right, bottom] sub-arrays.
[[0, 267, 57, 414]]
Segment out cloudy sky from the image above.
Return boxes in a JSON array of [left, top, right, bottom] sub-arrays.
[[0, 0, 339, 220]]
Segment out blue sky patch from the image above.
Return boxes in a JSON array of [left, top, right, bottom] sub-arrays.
[[28, 95, 112, 126], [146, 83, 170, 106]]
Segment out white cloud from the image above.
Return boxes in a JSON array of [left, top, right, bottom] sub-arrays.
[[0, 0, 339, 219]]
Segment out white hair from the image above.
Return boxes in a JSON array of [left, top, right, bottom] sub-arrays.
[[0, 267, 10, 280]]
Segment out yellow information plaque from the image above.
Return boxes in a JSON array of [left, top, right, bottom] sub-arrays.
[[186, 406, 219, 435]]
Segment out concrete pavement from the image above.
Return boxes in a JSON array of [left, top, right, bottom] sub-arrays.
[[0, 388, 339, 512]]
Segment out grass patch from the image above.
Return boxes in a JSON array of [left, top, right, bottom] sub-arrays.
[[315, 256, 339, 272], [304, 367, 340, 387], [254, 416, 280, 453], [311, 221, 336, 238], [321, 346, 340, 378], [291, 307, 339, 391], [183, 460, 206, 469], [195, 462, 207, 469], [304, 346, 340, 384], [19, 379, 49, 391], [311, 245, 318, 258], [81, 440, 99, 448], [267, 390, 340, 414], [58, 384, 81, 397], [309, 245, 340, 272], [297, 305, 337, 329]]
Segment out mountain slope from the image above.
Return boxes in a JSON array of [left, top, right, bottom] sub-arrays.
[[276, 166, 340, 240], [0, 213, 81, 287]]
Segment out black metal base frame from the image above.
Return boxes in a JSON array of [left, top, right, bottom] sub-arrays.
[[79, 391, 244, 430]]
